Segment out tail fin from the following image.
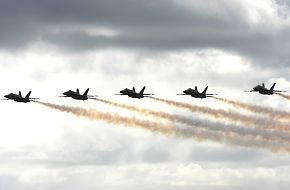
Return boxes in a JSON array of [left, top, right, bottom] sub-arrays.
[[262, 83, 265, 88], [19, 91, 22, 97], [76, 88, 80, 94], [133, 87, 136, 93], [195, 86, 198, 92], [25, 91, 31, 99], [202, 86, 208, 94], [139, 86, 146, 94], [270, 83, 276, 91], [83, 88, 89, 96]]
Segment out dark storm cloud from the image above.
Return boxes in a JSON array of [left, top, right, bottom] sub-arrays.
[[0, 0, 289, 65]]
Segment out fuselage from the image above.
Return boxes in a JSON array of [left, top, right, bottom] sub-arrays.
[[183, 88, 206, 98], [120, 89, 144, 99], [4, 93, 30, 103], [253, 85, 273, 95], [63, 90, 88, 100]]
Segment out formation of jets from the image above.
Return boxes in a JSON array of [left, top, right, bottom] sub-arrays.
[[1, 83, 287, 103]]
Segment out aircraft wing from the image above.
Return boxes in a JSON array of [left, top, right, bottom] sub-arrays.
[[1, 99, 9, 100], [114, 94, 126, 95], [143, 94, 155, 95], [274, 90, 286, 92], [177, 94, 188, 95], [206, 93, 218, 95], [244, 90, 254, 92], [59, 95, 69, 97]]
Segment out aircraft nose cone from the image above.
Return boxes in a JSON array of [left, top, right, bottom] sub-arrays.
[[4, 95, 8, 98]]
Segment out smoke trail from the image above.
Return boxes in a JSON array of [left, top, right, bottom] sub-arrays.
[[149, 97, 290, 133], [212, 97, 290, 120], [36, 101, 290, 154], [278, 94, 290, 101], [94, 98, 290, 144]]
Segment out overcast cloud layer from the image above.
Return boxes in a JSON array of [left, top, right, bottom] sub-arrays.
[[1, 0, 290, 190], [0, 0, 290, 65]]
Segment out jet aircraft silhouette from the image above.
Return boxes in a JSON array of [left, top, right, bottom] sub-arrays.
[[245, 83, 285, 95], [115, 86, 154, 99], [60, 88, 97, 100], [2, 91, 39, 103], [177, 86, 217, 98]]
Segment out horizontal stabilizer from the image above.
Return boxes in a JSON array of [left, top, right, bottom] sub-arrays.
[[87, 95, 98, 97]]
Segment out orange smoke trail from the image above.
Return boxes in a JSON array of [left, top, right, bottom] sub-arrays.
[[95, 98, 290, 144], [36, 101, 290, 154], [212, 97, 290, 120], [149, 97, 290, 133]]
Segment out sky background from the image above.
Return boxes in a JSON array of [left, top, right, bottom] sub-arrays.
[[1, 0, 290, 189]]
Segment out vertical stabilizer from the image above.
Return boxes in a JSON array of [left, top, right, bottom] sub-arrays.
[[262, 83, 265, 88], [195, 86, 198, 92], [76, 88, 80, 94], [270, 83, 276, 91], [83, 88, 89, 96], [140, 86, 146, 94], [19, 91, 22, 97], [202, 86, 208, 94], [133, 87, 136, 93], [25, 91, 31, 99]]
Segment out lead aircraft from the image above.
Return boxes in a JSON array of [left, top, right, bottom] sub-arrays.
[[245, 83, 285, 95]]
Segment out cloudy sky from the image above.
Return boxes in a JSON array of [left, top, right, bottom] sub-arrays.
[[1, 0, 290, 189]]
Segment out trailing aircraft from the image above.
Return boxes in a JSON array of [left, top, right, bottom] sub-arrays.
[[60, 88, 97, 100], [115, 86, 154, 99], [245, 83, 285, 95], [2, 91, 39, 103], [177, 86, 217, 98]]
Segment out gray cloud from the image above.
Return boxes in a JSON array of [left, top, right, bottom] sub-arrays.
[[1, 0, 290, 66]]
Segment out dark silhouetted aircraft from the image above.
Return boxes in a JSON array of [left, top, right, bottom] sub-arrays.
[[177, 86, 217, 98], [115, 86, 154, 98], [245, 83, 285, 95], [2, 91, 39, 103], [60, 88, 97, 100]]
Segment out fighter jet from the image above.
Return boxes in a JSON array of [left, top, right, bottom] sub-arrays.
[[60, 88, 97, 100], [245, 83, 285, 95], [2, 91, 39, 103], [115, 86, 154, 99], [177, 86, 217, 98]]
